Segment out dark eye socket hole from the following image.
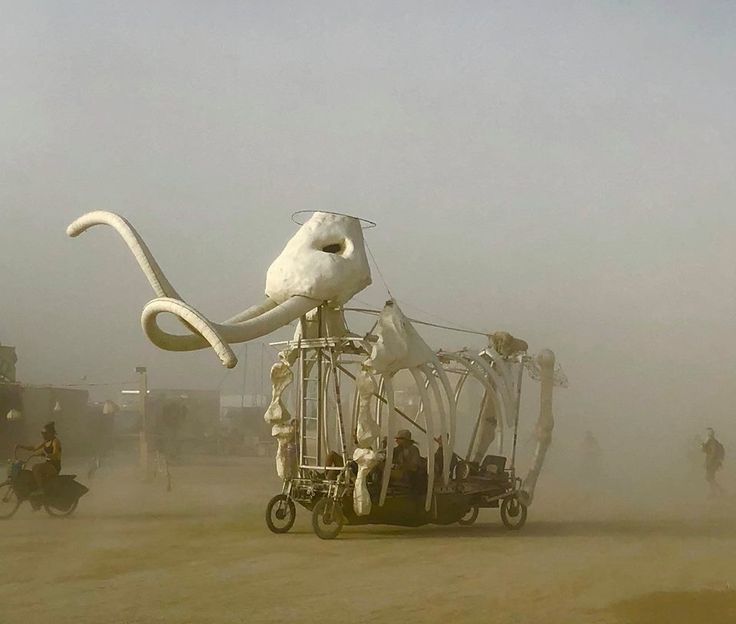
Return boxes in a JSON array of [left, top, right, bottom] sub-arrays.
[[322, 243, 343, 254]]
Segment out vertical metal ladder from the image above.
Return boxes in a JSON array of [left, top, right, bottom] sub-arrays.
[[299, 347, 323, 468]]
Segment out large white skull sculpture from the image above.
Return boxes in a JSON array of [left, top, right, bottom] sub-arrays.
[[266, 212, 371, 305]]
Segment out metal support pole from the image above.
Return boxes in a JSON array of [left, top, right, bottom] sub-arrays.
[[510, 358, 524, 478], [136, 366, 149, 477], [241, 344, 249, 408]]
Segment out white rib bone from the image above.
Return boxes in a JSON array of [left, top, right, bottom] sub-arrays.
[[410, 368, 435, 512], [378, 375, 396, 507], [420, 364, 450, 485], [427, 358, 457, 471], [456, 354, 506, 459], [466, 351, 515, 427], [440, 352, 505, 461]]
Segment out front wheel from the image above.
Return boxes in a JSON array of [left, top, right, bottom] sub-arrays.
[[265, 494, 296, 534], [500, 496, 527, 530], [44, 500, 78, 518], [311, 497, 344, 540], [0, 482, 20, 519]]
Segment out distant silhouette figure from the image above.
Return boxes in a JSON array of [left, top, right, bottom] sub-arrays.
[[702, 428, 725, 497]]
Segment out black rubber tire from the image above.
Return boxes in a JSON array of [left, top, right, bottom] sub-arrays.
[[311, 497, 344, 540], [458, 505, 479, 526], [44, 499, 78, 518], [265, 494, 296, 534], [0, 483, 20, 520], [500, 496, 527, 530]]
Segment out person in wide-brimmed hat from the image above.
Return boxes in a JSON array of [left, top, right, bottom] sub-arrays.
[[16, 421, 62, 494], [391, 429, 421, 487]]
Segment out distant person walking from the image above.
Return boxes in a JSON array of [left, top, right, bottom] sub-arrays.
[[702, 428, 725, 497], [580, 430, 601, 475]]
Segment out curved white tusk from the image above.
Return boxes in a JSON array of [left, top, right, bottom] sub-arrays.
[[141, 298, 236, 366], [378, 375, 395, 507], [410, 368, 435, 513], [67, 211, 182, 299], [223, 298, 278, 324], [142, 295, 319, 367]]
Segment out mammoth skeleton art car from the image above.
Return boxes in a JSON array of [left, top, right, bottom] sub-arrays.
[[261, 302, 565, 539], [67, 210, 566, 539]]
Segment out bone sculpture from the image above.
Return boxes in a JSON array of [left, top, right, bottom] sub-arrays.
[[520, 349, 557, 504], [363, 301, 455, 511], [352, 370, 382, 516], [67, 211, 370, 368], [264, 359, 296, 479], [68, 210, 563, 515]]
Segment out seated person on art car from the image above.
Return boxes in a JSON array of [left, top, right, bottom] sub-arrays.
[[391, 429, 425, 492]]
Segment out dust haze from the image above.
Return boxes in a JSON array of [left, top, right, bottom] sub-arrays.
[[1, 2, 736, 623]]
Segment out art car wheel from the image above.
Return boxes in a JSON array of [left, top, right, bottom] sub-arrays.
[[500, 496, 527, 530], [311, 497, 344, 540], [0, 483, 21, 519], [44, 499, 78, 518], [266, 494, 296, 534], [458, 505, 479, 526]]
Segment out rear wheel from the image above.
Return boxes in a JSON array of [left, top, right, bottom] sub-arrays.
[[458, 505, 479, 526], [265, 494, 296, 534], [500, 496, 527, 530], [311, 497, 344, 540], [0, 482, 20, 519], [44, 499, 78, 518]]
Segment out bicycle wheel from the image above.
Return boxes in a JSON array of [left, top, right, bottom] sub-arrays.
[[0, 482, 21, 519], [311, 497, 344, 540], [265, 494, 296, 534], [44, 499, 78, 518], [500, 496, 527, 530]]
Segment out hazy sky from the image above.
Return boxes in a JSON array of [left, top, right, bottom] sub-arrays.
[[2, 2, 735, 448]]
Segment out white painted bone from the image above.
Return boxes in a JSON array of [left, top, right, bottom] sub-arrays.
[[355, 369, 380, 448], [264, 360, 293, 426], [272, 422, 297, 480], [352, 447, 381, 516], [264, 359, 296, 479], [67, 211, 372, 367], [364, 301, 435, 375], [520, 349, 556, 505]]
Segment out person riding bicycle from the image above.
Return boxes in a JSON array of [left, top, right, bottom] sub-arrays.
[[16, 421, 62, 494]]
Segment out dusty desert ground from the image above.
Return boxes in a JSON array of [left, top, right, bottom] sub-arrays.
[[1, 454, 735, 624]]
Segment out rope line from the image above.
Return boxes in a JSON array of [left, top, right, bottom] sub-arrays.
[[365, 241, 393, 299], [343, 307, 490, 338]]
